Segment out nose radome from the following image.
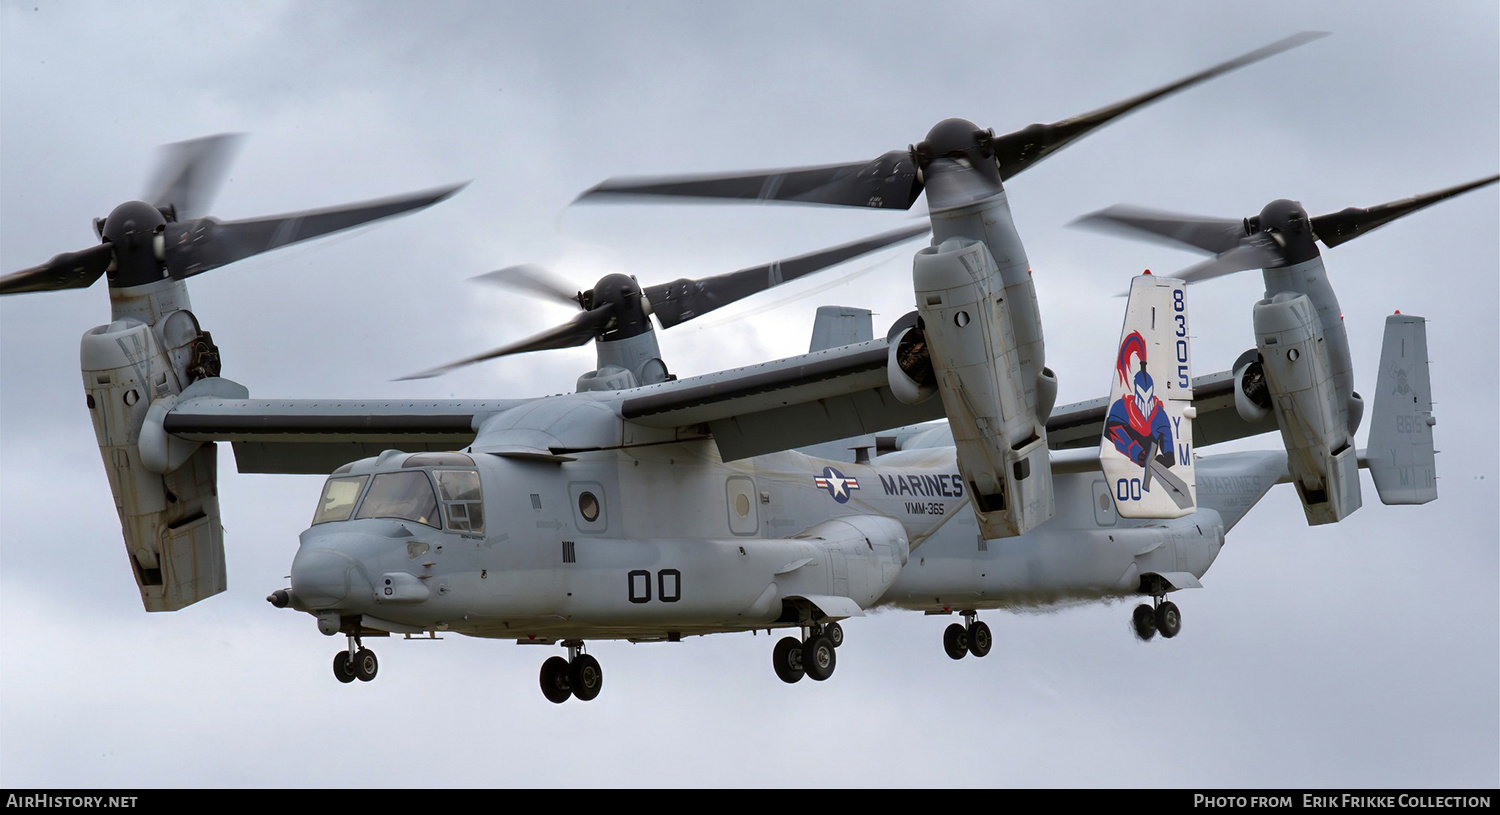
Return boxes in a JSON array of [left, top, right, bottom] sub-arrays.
[[290, 547, 368, 609]]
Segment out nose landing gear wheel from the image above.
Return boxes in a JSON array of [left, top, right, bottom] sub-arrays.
[[1132, 604, 1158, 641], [354, 648, 378, 682], [1155, 600, 1182, 638], [539, 656, 573, 704], [333, 651, 357, 684], [570, 654, 604, 702], [772, 636, 805, 684], [943, 623, 969, 660], [967, 620, 992, 657], [803, 635, 837, 681]]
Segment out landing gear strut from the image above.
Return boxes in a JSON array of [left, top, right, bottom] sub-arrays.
[[332, 635, 379, 683], [942, 610, 992, 660], [770, 621, 843, 685], [1133, 580, 1182, 641], [539, 641, 604, 704]]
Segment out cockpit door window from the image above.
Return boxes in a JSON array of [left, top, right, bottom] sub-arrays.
[[436, 469, 484, 534]]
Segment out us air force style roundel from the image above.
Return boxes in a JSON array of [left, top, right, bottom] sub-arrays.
[[814, 466, 861, 503]]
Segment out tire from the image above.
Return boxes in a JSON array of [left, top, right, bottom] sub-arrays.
[[1132, 604, 1158, 641], [967, 621, 992, 658], [539, 656, 573, 703], [772, 636, 804, 684], [570, 654, 603, 701], [333, 651, 356, 684], [943, 623, 968, 660], [1156, 601, 1182, 639], [354, 648, 379, 682], [825, 622, 844, 649], [803, 635, 836, 681]]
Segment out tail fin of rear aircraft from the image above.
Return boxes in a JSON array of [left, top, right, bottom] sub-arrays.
[[808, 306, 874, 352], [1363, 313, 1437, 504], [1100, 273, 1197, 518]]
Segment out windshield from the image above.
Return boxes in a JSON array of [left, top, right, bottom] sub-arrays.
[[312, 475, 369, 525], [354, 471, 441, 528]]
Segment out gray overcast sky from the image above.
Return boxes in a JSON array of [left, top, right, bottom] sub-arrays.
[[2, 0, 1495, 788]]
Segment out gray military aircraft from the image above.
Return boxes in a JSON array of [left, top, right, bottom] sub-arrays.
[[0, 32, 1461, 703]]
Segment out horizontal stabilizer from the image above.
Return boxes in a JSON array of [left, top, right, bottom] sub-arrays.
[[1366, 314, 1437, 504]]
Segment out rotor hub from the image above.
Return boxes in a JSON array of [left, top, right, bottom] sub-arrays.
[[915, 118, 994, 162], [100, 200, 167, 247]]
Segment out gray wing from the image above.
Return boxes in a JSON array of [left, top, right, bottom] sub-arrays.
[[164, 397, 531, 473]]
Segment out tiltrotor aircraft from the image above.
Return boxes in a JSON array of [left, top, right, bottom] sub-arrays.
[[1, 34, 1481, 703]]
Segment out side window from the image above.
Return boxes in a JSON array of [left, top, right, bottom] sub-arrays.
[[436, 469, 484, 534]]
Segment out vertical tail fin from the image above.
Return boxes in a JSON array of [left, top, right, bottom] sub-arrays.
[[1100, 274, 1197, 518], [1364, 313, 1437, 504]]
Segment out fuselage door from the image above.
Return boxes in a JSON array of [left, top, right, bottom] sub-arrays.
[[726, 476, 758, 535]]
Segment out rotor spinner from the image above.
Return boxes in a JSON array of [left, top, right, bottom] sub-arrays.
[[1244, 198, 1319, 265]]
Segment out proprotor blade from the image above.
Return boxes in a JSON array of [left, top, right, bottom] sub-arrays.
[[0, 244, 114, 295], [162, 183, 467, 281], [145, 133, 246, 220], [470, 265, 582, 309], [996, 32, 1326, 179], [1172, 236, 1285, 284], [1311, 175, 1500, 248], [991, 32, 1326, 180], [644, 223, 930, 328], [398, 304, 616, 381], [1072, 205, 1247, 255], [577, 149, 922, 210]]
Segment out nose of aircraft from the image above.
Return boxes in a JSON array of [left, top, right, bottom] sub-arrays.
[[289, 543, 371, 610]]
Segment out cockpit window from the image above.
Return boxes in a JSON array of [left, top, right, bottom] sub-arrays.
[[354, 471, 441, 528], [312, 475, 369, 525], [436, 469, 484, 534]]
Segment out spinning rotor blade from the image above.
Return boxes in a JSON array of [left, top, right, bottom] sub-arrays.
[[1071, 205, 1247, 255], [1078, 174, 1499, 282], [471, 264, 581, 308], [644, 223, 930, 328], [1173, 236, 1285, 284], [578, 150, 923, 210], [145, 133, 246, 220], [0, 244, 114, 295], [164, 184, 466, 280], [398, 305, 617, 381], [1311, 175, 1499, 248], [991, 31, 1326, 180], [575, 33, 1322, 210]]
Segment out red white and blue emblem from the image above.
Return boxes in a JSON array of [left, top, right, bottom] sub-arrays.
[[813, 466, 861, 503]]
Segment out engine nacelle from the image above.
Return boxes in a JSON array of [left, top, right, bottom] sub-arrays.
[[81, 286, 233, 611], [912, 237, 1052, 538], [1252, 292, 1361, 525], [1232, 350, 1273, 424], [886, 324, 938, 406]]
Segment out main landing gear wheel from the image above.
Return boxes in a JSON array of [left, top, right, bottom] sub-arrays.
[[967, 620, 993, 658], [943, 623, 969, 660], [803, 635, 837, 681], [772, 636, 805, 684], [1132, 604, 1158, 641], [1156, 600, 1182, 639], [354, 648, 379, 682], [825, 621, 844, 648], [333, 651, 357, 683], [570, 654, 604, 702], [540, 656, 573, 704]]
